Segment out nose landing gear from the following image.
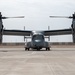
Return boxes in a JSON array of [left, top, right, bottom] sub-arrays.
[[37, 47, 41, 51]]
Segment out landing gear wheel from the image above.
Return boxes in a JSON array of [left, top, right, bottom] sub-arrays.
[[48, 47, 50, 51], [46, 47, 50, 51], [28, 48, 29, 51], [25, 48, 29, 51], [37, 48, 40, 51]]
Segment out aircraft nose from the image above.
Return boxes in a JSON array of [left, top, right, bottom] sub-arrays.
[[35, 40, 41, 42], [34, 40, 43, 46]]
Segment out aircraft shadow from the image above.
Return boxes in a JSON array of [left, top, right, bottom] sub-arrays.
[[0, 48, 75, 52], [0, 49, 50, 52]]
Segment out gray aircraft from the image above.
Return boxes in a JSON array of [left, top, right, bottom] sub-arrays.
[[0, 12, 75, 51]]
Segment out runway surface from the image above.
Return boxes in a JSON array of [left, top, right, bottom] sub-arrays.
[[0, 47, 75, 75]]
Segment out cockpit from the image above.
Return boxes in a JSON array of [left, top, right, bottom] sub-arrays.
[[32, 34, 44, 42]]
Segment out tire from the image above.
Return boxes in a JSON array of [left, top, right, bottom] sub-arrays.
[[48, 47, 50, 51], [46, 47, 50, 51], [28, 48, 29, 51], [37, 48, 40, 51]]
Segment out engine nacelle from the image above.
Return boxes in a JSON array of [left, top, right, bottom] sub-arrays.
[[0, 12, 3, 44], [72, 13, 75, 43], [72, 23, 75, 43]]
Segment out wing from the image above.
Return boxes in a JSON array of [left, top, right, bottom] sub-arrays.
[[44, 28, 72, 36], [2, 29, 32, 36]]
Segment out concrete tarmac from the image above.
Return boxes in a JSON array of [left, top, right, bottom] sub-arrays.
[[0, 47, 75, 75]]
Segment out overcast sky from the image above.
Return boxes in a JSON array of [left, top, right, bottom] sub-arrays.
[[0, 0, 75, 42]]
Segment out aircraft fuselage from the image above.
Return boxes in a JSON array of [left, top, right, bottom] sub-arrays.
[[25, 31, 50, 50]]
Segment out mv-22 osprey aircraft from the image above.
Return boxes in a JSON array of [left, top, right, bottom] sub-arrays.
[[0, 12, 75, 51]]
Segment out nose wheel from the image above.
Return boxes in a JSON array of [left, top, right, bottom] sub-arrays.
[[37, 48, 40, 51]]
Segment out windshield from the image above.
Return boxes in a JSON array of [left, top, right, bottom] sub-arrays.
[[32, 35, 44, 41]]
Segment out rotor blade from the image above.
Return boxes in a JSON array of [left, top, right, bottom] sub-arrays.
[[49, 16, 73, 19], [2, 16, 25, 19]]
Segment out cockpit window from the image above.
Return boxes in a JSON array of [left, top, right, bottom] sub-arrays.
[[32, 35, 44, 40]]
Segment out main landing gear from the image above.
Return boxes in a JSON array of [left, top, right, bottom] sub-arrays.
[[46, 47, 50, 51], [25, 48, 30, 51], [25, 47, 50, 51]]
